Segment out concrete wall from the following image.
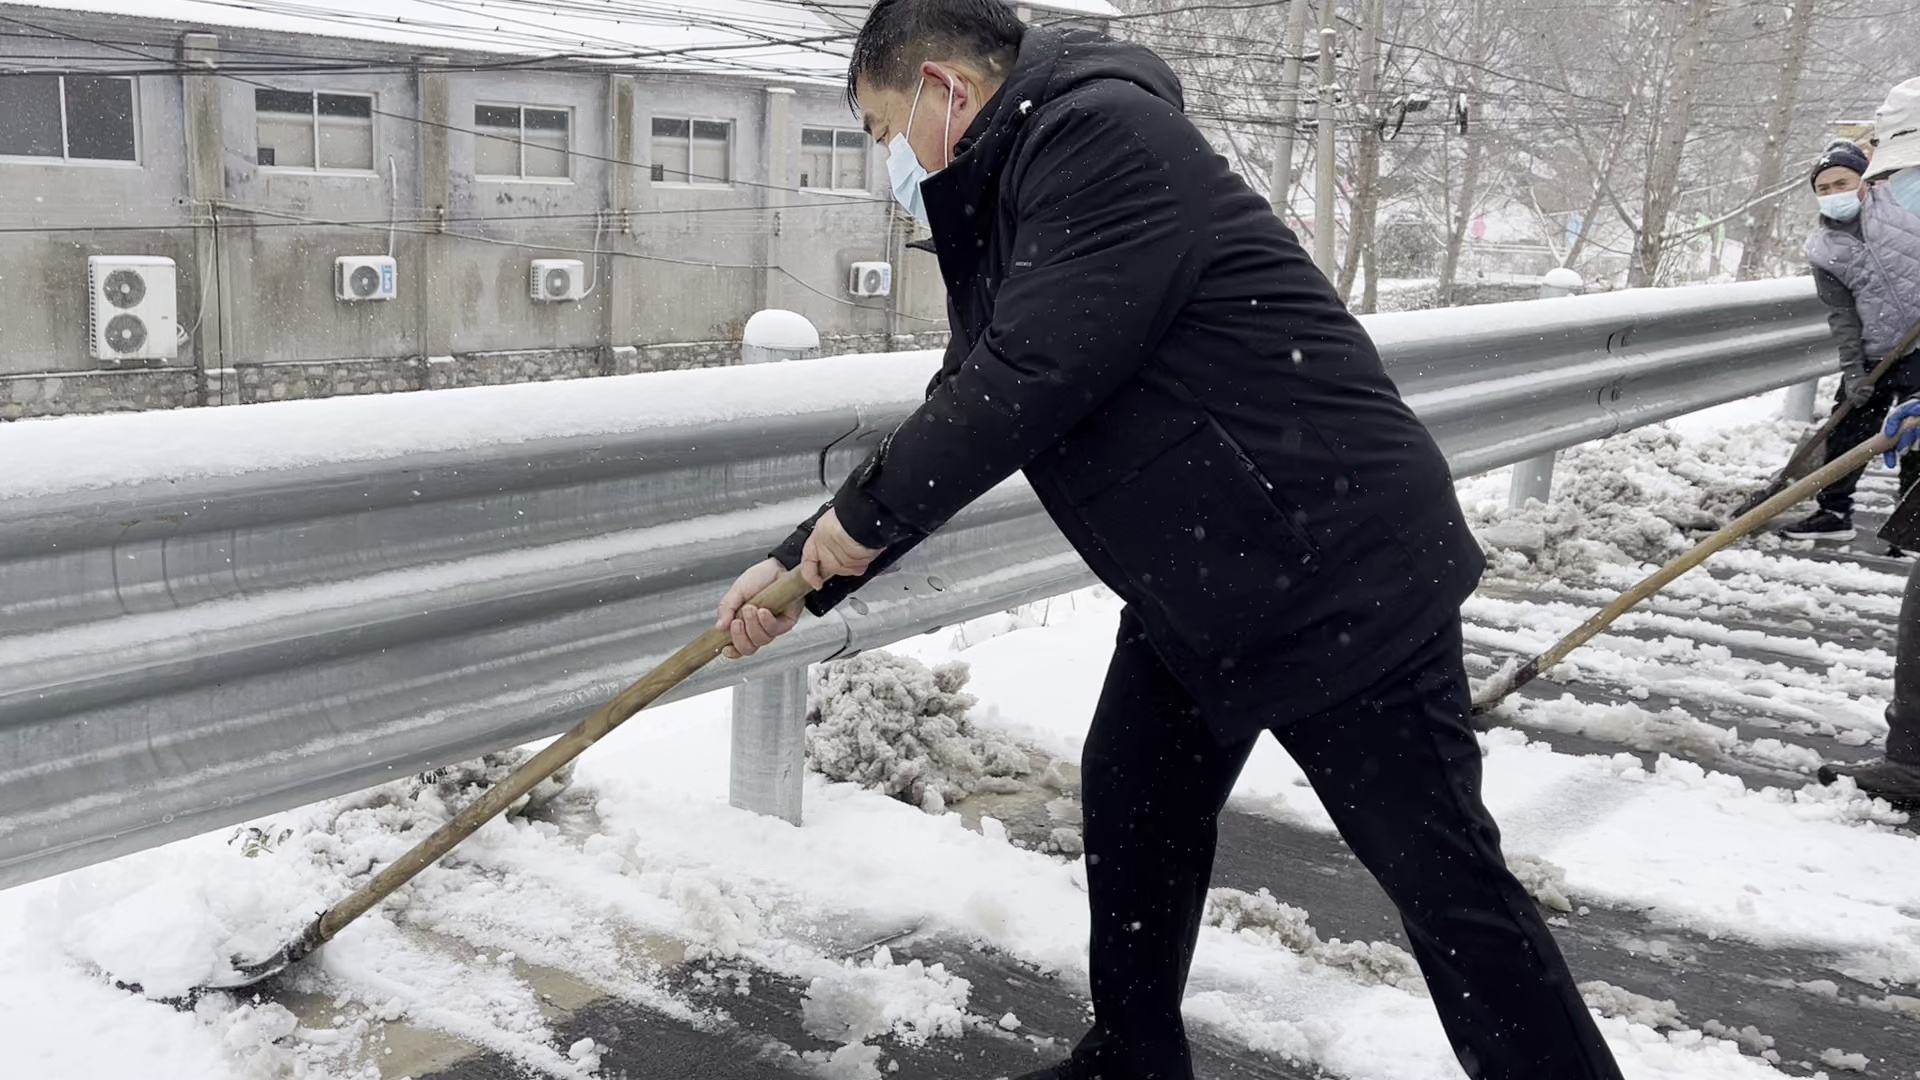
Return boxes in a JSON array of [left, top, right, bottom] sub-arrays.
[[0, 25, 194, 377], [0, 5, 946, 417]]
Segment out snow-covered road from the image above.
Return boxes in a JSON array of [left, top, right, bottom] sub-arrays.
[[2, 388, 1916, 1080]]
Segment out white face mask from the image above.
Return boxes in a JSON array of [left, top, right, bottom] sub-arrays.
[[886, 72, 953, 225], [1890, 168, 1920, 217], [1819, 190, 1863, 222]]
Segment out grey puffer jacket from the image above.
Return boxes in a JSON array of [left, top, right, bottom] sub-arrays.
[[1807, 184, 1920, 369], [1811, 217, 1868, 378]]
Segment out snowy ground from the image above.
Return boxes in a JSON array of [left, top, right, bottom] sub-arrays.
[[3, 386, 1918, 1080]]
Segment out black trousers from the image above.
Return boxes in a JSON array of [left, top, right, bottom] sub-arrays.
[[1890, 560, 1920, 766], [1818, 380, 1919, 516], [1069, 610, 1623, 1080]]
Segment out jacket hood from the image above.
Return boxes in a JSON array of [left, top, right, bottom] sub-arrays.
[[1000, 27, 1184, 115], [943, 28, 1183, 182]]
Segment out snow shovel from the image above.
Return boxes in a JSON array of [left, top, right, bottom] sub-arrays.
[[120, 566, 814, 1000], [1472, 420, 1920, 714], [1727, 319, 1920, 519]]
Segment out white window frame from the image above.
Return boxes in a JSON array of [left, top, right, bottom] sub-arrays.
[[254, 89, 377, 175], [0, 74, 141, 167], [798, 125, 870, 194], [650, 115, 734, 188], [472, 102, 574, 183]]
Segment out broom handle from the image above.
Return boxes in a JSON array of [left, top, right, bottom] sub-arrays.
[[1774, 319, 1920, 484], [283, 567, 814, 959], [1473, 424, 1912, 713]]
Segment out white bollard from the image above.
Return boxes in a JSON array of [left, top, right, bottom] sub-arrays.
[[1509, 269, 1586, 508], [729, 667, 810, 825], [1539, 266, 1584, 299], [1783, 379, 1821, 423], [740, 309, 821, 365]]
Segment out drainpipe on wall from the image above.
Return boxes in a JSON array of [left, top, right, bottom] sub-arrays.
[[414, 56, 452, 374], [606, 74, 639, 375], [180, 32, 227, 405], [762, 87, 795, 319]]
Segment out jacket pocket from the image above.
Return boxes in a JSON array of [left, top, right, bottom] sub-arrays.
[[1063, 420, 1323, 657]]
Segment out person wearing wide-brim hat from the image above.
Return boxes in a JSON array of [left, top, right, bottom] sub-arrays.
[[1864, 76, 1920, 186], [1821, 76, 1920, 805]]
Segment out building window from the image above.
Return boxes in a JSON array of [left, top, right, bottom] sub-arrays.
[[0, 74, 136, 163], [651, 117, 730, 185], [256, 89, 373, 171], [799, 127, 868, 191], [474, 104, 571, 179]]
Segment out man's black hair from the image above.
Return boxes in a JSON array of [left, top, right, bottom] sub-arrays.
[[846, 0, 1026, 113]]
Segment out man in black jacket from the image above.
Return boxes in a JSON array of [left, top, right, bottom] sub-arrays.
[[717, 3, 1622, 1078]]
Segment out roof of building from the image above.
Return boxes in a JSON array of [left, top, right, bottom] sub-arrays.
[[1026, 0, 1122, 15], [0, 0, 855, 82]]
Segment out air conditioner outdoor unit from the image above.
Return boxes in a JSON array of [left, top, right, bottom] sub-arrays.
[[88, 255, 179, 362], [849, 261, 893, 298], [335, 255, 398, 302], [530, 259, 587, 302]]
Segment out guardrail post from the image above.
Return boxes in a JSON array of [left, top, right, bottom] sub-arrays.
[[729, 667, 810, 825], [1783, 378, 1821, 423], [1508, 268, 1587, 508]]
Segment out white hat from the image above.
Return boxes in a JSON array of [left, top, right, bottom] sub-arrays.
[[1865, 76, 1920, 181]]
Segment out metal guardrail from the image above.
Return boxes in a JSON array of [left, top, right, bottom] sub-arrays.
[[0, 278, 1834, 888]]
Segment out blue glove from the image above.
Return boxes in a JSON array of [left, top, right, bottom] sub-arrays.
[[1884, 397, 1920, 467]]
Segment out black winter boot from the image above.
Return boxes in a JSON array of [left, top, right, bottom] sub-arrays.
[[1817, 758, 1920, 804], [1780, 509, 1856, 541]]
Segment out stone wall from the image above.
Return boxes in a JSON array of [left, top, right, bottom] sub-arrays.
[[622, 341, 741, 373], [440, 348, 606, 389], [0, 367, 199, 420], [233, 357, 426, 404], [2, 332, 957, 419], [820, 331, 952, 355]]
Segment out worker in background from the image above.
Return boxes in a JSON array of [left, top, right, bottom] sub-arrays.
[[1779, 122, 1920, 552], [1823, 77, 1920, 805]]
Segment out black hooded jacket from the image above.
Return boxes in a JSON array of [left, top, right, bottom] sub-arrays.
[[774, 28, 1484, 740]]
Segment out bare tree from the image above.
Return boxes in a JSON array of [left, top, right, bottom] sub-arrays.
[[1433, 0, 1491, 306], [1626, 0, 1716, 287], [1117, 0, 1906, 301], [1336, 0, 1385, 305], [1735, 0, 1819, 279]]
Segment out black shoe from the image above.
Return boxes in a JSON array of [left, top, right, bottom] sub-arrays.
[[1887, 544, 1913, 559], [1818, 758, 1920, 803], [1780, 510, 1856, 541]]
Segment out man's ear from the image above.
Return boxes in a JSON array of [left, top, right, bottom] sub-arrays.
[[920, 61, 970, 114]]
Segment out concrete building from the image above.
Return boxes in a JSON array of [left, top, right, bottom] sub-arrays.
[[0, 1, 1115, 417]]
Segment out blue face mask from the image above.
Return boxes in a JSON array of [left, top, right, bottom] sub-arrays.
[[1819, 191, 1863, 222], [1889, 168, 1920, 217], [886, 73, 953, 225]]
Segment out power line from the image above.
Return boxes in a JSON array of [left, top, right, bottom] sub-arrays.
[[0, 200, 890, 233]]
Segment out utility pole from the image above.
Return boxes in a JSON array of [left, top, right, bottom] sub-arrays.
[[1313, 8, 1339, 278], [1268, 0, 1313, 220]]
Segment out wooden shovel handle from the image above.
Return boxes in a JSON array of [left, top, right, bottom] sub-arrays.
[[295, 566, 813, 953], [1473, 420, 1919, 713], [1774, 318, 1920, 485]]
